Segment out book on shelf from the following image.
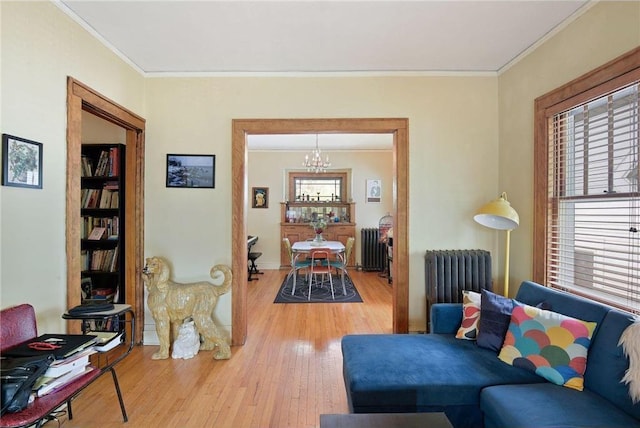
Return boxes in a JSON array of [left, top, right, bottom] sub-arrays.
[[92, 288, 116, 302], [103, 180, 119, 190], [35, 365, 96, 397], [109, 147, 119, 177], [95, 150, 110, 176], [110, 190, 119, 208], [87, 226, 106, 240], [81, 155, 93, 177], [98, 190, 112, 208]]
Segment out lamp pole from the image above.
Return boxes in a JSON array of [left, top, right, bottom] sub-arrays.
[[504, 229, 511, 297]]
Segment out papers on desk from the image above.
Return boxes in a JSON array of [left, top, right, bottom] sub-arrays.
[[3, 334, 98, 360]]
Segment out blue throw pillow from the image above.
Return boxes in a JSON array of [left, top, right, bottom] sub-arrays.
[[477, 289, 514, 352]]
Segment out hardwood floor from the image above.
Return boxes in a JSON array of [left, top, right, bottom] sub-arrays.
[[60, 269, 392, 428]]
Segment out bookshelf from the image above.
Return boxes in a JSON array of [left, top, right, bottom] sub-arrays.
[[80, 144, 125, 305]]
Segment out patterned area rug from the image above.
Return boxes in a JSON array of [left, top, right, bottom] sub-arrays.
[[274, 272, 363, 303]]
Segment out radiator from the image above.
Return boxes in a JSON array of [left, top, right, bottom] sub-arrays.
[[424, 249, 492, 332], [361, 228, 386, 271]]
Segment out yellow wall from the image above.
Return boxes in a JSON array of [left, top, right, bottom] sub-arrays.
[[0, 2, 145, 332], [498, 1, 640, 296], [2, 1, 637, 335], [144, 76, 499, 332]]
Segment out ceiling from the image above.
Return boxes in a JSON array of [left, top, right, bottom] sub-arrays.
[[58, 0, 591, 75], [58, 0, 591, 151]]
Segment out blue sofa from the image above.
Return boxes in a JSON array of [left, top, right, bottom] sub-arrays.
[[341, 281, 640, 427]]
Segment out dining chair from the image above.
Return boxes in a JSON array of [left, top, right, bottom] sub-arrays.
[[283, 238, 312, 295], [308, 248, 334, 300], [326, 236, 354, 295]]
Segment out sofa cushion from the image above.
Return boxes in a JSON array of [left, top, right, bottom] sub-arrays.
[[498, 303, 597, 391], [456, 291, 481, 340], [477, 290, 513, 351], [584, 309, 640, 420], [481, 383, 640, 428], [341, 334, 545, 419]]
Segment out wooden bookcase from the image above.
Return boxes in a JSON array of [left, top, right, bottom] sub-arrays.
[[80, 144, 126, 304]]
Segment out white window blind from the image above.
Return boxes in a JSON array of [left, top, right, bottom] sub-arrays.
[[547, 82, 639, 313]]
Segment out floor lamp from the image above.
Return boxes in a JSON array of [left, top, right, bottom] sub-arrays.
[[474, 192, 520, 297]]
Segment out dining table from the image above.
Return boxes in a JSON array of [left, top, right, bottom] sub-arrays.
[[291, 240, 347, 292]]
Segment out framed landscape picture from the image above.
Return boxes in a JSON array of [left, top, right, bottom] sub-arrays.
[[2, 134, 43, 189], [166, 154, 215, 188]]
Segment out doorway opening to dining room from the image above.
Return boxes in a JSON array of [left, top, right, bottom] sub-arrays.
[[231, 118, 409, 346]]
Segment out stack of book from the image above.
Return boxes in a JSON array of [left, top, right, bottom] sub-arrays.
[[3, 334, 100, 397], [33, 348, 97, 397]]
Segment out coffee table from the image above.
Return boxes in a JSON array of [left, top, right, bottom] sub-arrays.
[[319, 412, 453, 428]]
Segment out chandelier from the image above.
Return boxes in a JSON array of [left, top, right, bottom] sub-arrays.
[[302, 134, 331, 173]]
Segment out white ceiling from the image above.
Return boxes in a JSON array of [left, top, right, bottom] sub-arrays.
[[57, 0, 591, 150], [58, 0, 591, 75]]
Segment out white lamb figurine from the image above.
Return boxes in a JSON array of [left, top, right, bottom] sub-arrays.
[[171, 318, 201, 359]]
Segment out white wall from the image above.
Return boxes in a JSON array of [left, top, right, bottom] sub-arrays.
[[0, 2, 145, 332], [498, 1, 640, 295], [247, 150, 394, 269]]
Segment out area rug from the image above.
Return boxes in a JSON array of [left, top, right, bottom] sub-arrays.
[[274, 272, 363, 303]]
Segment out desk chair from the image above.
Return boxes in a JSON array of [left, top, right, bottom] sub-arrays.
[[283, 238, 311, 295], [247, 235, 263, 281], [308, 248, 334, 300]]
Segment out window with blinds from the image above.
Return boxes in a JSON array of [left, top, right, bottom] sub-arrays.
[[547, 82, 639, 312]]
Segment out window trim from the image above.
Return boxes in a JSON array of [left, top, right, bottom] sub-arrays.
[[287, 171, 348, 202], [534, 47, 640, 286]]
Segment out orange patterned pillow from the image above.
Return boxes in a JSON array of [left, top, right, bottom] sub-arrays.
[[456, 290, 481, 340]]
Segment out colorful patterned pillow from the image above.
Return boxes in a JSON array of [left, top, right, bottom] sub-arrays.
[[498, 303, 597, 391], [456, 291, 481, 340]]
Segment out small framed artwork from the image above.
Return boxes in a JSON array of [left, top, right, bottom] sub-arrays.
[[166, 154, 215, 188], [366, 179, 381, 203], [2, 134, 43, 189], [252, 187, 269, 208]]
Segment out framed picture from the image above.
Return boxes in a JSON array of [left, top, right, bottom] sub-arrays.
[[252, 187, 269, 208], [166, 154, 215, 188], [2, 134, 43, 189], [366, 179, 381, 203]]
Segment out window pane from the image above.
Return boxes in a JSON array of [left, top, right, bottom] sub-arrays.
[[294, 177, 342, 202], [549, 82, 640, 312]]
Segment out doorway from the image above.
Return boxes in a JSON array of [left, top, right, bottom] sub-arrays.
[[231, 118, 409, 345], [65, 77, 146, 341]]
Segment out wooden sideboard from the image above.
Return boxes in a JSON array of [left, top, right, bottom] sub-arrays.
[[280, 202, 356, 267]]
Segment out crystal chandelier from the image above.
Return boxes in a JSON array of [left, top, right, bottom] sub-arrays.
[[302, 134, 331, 173]]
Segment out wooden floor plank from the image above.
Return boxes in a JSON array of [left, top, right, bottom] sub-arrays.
[[58, 269, 392, 427]]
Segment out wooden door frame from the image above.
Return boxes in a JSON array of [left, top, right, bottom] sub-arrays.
[[66, 77, 146, 342], [231, 118, 409, 345]]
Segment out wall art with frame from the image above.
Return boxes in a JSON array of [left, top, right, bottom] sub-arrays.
[[252, 187, 269, 208], [166, 154, 215, 188], [366, 179, 381, 203], [2, 134, 43, 189]]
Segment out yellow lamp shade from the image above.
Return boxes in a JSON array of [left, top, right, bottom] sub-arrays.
[[474, 192, 519, 231]]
